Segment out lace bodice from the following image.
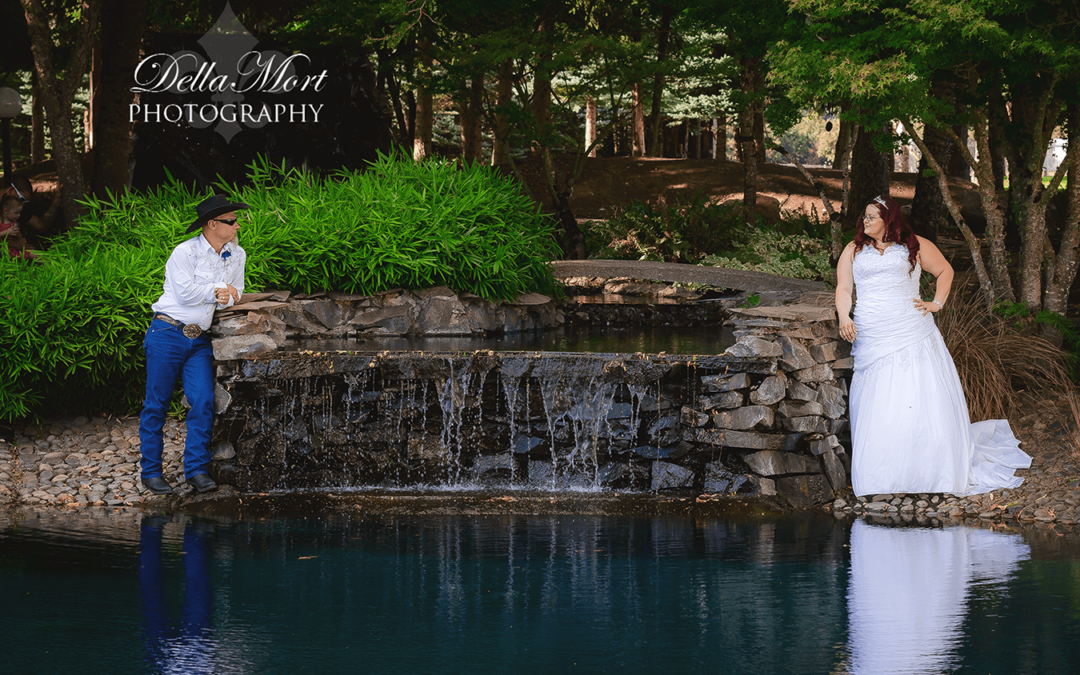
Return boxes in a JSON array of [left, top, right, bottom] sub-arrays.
[[850, 242, 934, 366], [852, 243, 920, 302]]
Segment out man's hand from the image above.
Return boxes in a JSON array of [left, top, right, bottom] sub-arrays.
[[215, 284, 240, 305]]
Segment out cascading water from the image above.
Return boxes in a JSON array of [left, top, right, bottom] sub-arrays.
[[214, 350, 728, 493]]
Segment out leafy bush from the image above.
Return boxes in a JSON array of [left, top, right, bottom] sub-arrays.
[[587, 193, 751, 263], [0, 153, 560, 422], [588, 193, 831, 282], [700, 230, 832, 281]]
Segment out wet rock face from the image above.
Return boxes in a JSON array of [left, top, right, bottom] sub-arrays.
[[210, 299, 852, 508]]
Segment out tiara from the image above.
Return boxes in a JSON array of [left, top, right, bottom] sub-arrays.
[[873, 195, 888, 208]]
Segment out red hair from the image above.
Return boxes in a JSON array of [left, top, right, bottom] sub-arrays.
[[854, 195, 920, 273]]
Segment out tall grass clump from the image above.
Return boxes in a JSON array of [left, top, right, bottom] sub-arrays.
[[936, 289, 1073, 422], [234, 153, 560, 298], [0, 152, 560, 422]]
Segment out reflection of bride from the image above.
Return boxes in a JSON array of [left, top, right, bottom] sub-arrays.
[[835, 194, 1031, 496], [844, 519, 1029, 675]]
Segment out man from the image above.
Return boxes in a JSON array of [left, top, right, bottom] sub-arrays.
[[139, 194, 249, 495]]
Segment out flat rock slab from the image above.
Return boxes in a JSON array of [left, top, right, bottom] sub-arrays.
[[506, 292, 553, 305], [222, 300, 291, 313], [550, 260, 826, 293], [728, 304, 836, 322]]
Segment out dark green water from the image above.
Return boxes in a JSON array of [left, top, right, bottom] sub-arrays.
[[2, 511, 1078, 674]]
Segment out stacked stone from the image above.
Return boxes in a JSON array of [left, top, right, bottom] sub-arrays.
[[679, 304, 853, 507], [209, 286, 564, 359]]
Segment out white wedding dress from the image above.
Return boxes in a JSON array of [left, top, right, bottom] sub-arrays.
[[849, 244, 1031, 496]]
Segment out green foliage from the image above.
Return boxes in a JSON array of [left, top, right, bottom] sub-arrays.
[[587, 193, 832, 282], [738, 293, 761, 309], [231, 153, 561, 299], [701, 230, 832, 282], [0, 153, 560, 422], [993, 300, 1080, 380], [587, 193, 752, 263]]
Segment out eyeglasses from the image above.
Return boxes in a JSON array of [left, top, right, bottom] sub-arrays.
[[213, 218, 239, 226]]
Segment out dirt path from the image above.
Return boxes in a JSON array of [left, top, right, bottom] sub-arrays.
[[515, 156, 985, 224]]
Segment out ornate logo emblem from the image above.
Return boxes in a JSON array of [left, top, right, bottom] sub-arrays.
[[129, 2, 328, 143]]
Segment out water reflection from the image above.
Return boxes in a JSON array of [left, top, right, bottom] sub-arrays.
[[845, 519, 1030, 675], [3, 509, 1077, 674], [139, 518, 218, 674]]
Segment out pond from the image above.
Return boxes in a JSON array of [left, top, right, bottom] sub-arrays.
[[3, 508, 1078, 674]]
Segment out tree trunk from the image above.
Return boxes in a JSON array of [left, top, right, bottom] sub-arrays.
[[948, 124, 970, 180], [845, 123, 891, 233], [1044, 103, 1080, 315], [490, 60, 513, 166], [540, 148, 585, 260], [739, 60, 758, 225], [90, 0, 147, 196], [903, 115, 996, 307], [1006, 79, 1064, 308], [743, 58, 766, 163], [377, 47, 410, 147], [30, 78, 44, 164], [531, 16, 554, 157], [631, 83, 646, 158], [585, 96, 597, 158], [716, 114, 726, 161], [832, 116, 853, 170], [952, 103, 1015, 302], [647, 4, 673, 157], [21, 0, 97, 230], [459, 74, 484, 165], [413, 36, 433, 161], [988, 109, 1007, 192], [86, 40, 99, 151], [909, 121, 955, 243]]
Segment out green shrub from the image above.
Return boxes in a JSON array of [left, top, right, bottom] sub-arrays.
[[587, 193, 752, 263], [0, 153, 560, 422], [700, 230, 832, 281], [587, 193, 831, 282]]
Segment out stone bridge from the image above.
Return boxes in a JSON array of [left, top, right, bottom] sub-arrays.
[[550, 260, 827, 294]]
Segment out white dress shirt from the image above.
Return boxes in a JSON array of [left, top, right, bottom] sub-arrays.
[[151, 234, 246, 330]]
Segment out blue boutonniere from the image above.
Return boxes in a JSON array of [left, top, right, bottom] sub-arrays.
[[222, 250, 232, 260]]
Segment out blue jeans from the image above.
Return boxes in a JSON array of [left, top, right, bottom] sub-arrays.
[[139, 318, 214, 480]]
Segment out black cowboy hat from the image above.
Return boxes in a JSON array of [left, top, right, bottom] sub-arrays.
[[186, 194, 251, 233]]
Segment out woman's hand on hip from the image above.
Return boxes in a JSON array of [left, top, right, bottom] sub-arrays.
[[839, 315, 857, 342], [914, 298, 941, 316]]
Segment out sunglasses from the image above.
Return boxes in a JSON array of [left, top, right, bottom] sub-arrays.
[[213, 218, 239, 226]]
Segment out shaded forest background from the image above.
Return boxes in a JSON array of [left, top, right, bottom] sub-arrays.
[[1, 0, 1079, 313]]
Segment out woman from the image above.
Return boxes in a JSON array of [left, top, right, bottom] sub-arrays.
[[835, 195, 1030, 497]]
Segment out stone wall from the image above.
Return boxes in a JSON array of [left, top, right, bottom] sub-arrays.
[[205, 288, 850, 507], [208, 286, 563, 358]]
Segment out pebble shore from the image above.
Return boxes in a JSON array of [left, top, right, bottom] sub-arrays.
[[0, 416, 186, 508], [1, 393, 1078, 520], [832, 396, 1080, 525]]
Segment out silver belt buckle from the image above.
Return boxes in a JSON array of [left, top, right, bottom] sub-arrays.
[[183, 324, 204, 339]]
